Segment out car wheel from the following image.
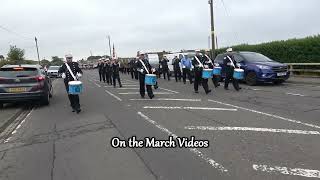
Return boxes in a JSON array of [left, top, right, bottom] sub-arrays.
[[41, 92, 50, 105], [245, 72, 257, 86]]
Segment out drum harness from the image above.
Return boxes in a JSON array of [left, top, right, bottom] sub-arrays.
[[139, 59, 150, 74], [65, 63, 79, 81]]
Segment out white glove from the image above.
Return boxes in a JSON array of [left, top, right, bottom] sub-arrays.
[[236, 63, 241, 68], [204, 65, 209, 69], [140, 69, 144, 73], [151, 68, 156, 73], [76, 73, 82, 79], [61, 73, 66, 79]]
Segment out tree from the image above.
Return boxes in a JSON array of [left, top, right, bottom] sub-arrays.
[[41, 59, 51, 67], [7, 45, 25, 64], [51, 56, 63, 66]]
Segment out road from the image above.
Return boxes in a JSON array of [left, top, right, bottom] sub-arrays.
[[0, 70, 319, 180]]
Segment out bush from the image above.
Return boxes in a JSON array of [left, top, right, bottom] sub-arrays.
[[214, 35, 320, 63]]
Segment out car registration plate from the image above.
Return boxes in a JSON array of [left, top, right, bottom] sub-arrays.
[[8, 87, 27, 93], [277, 72, 287, 76]]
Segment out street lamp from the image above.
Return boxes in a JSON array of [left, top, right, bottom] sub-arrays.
[[208, 0, 215, 59]]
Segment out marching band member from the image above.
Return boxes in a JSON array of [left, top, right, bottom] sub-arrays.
[[223, 48, 241, 91], [181, 54, 193, 84], [160, 56, 170, 81], [172, 55, 182, 82], [204, 52, 220, 88], [112, 59, 123, 88], [137, 52, 155, 99], [59, 54, 83, 113], [192, 50, 211, 94]]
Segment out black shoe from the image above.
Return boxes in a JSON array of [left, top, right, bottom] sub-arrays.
[[149, 95, 155, 99], [120, 85, 122, 88], [76, 109, 81, 114], [154, 86, 158, 90], [141, 95, 145, 98], [206, 90, 212, 94], [195, 91, 199, 93], [224, 87, 229, 90], [72, 109, 76, 112]]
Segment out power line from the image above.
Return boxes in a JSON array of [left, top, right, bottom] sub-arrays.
[[0, 24, 33, 41]]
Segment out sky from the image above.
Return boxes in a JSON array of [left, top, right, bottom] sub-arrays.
[[0, 0, 319, 61]]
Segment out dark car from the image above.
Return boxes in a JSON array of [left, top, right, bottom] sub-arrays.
[[0, 64, 53, 107], [214, 51, 290, 85]]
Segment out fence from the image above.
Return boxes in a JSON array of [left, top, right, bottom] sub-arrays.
[[285, 63, 320, 77]]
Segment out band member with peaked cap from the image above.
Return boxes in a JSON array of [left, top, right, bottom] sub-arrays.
[[106, 59, 113, 85], [137, 52, 155, 99], [97, 59, 104, 82], [112, 59, 123, 88], [59, 54, 83, 113], [159, 56, 170, 81], [129, 58, 135, 79], [204, 52, 220, 88], [223, 48, 241, 91], [181, 54, 193, 84], [192, 50, 211, 94], [172, 55, 182, 82]]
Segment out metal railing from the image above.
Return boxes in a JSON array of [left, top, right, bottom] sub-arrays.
[[285, 63, 320, 74]]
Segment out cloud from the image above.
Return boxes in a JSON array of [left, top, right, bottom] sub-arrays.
[[0, 0, 319, 60]]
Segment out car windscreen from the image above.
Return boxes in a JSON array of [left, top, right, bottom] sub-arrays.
[[48, 66, 60, 70], [241, 53, 273, 62], [0, 67, 39, 78]]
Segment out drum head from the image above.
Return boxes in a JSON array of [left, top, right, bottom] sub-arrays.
[[69, 81, 82, 85]]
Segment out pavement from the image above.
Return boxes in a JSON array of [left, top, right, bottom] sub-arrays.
[[0, 70, 319, 180], [287, 76, 320, 85]]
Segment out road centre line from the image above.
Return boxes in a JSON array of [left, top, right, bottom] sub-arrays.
[[119, 92, 174, 95], [143, 106, 237, 111], [105, 90, 122, 101], [130, 98, 201, 102], [253, 164, 320, 178], [286, 92, 306, 97], [94, 82, 101, 88], [208, 99, 320, 129], [185, 126, 320, 135], [137, 112, 228, 172]]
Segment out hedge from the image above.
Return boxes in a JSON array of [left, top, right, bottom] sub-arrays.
[[214, 35, 320, 63]]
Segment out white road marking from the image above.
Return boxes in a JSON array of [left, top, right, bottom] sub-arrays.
[[119, 92, 174, 95], [253, 164, 320, 178], [123, 79, 137, 83], [94, 83, 101, 88], [117, 88, 139, 90], [158, 87, 179, 94], [185, 126, 320, 135], [143, 106, 237, 111], [137, 112, 228, 172], [251, 88, 262, 91], [130, 98, 201, 102], [105, 90, 122, 101], [286, 92, 306, 97], [208, 99, 320, 129], [4, 108, 34, 143]]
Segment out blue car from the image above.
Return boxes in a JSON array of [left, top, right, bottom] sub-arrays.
[[214, 51, 290, 86]]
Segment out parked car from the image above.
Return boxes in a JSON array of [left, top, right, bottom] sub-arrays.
[[0, 64, 53, 107], [47, 66, 61, 78], [214, 51, 290, 85]]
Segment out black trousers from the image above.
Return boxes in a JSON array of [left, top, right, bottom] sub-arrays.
[[182, 68, 193, 84], [99, 71, 103, 82], [162, 68, 170, 80], [134, 70, 139, 80], [130, 68, 134, 79], [106, 71, 113, 85], [64, 81, 80, 110], [225, 71, 240, 90], [212, 75, 220, 87], [194, 71, 209, 92], [174, 69, 182, 82], [102, 71, 106, 82], [113, 74, 122, 87], [139, 73, 153, 97]]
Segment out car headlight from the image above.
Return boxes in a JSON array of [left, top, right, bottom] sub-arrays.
[[256, 65, 271, 70]]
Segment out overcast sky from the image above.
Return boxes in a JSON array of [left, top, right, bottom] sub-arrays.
[[0, 0, 319, 61]]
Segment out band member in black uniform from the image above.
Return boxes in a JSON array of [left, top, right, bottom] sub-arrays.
[[172, 55, 182, 82], [97, 60, 103, 82], [59, 54, 83, 113], [160, 56, 170, 81], [129, 59, 135, 79], [137, 52, 155, 99], [101, 58, 107, 83], [204, 53, 220, 88], [134, 57, 139, 80], [223, 48, 241, 91], [192, 51, 211, 94], [112, 59, 123, 88], [106, 59, 113, 85]]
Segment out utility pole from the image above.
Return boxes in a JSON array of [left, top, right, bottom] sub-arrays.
[[35, 37, 40, 65], [208, 0, 215, 59], [108, 35, 112, 58]]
